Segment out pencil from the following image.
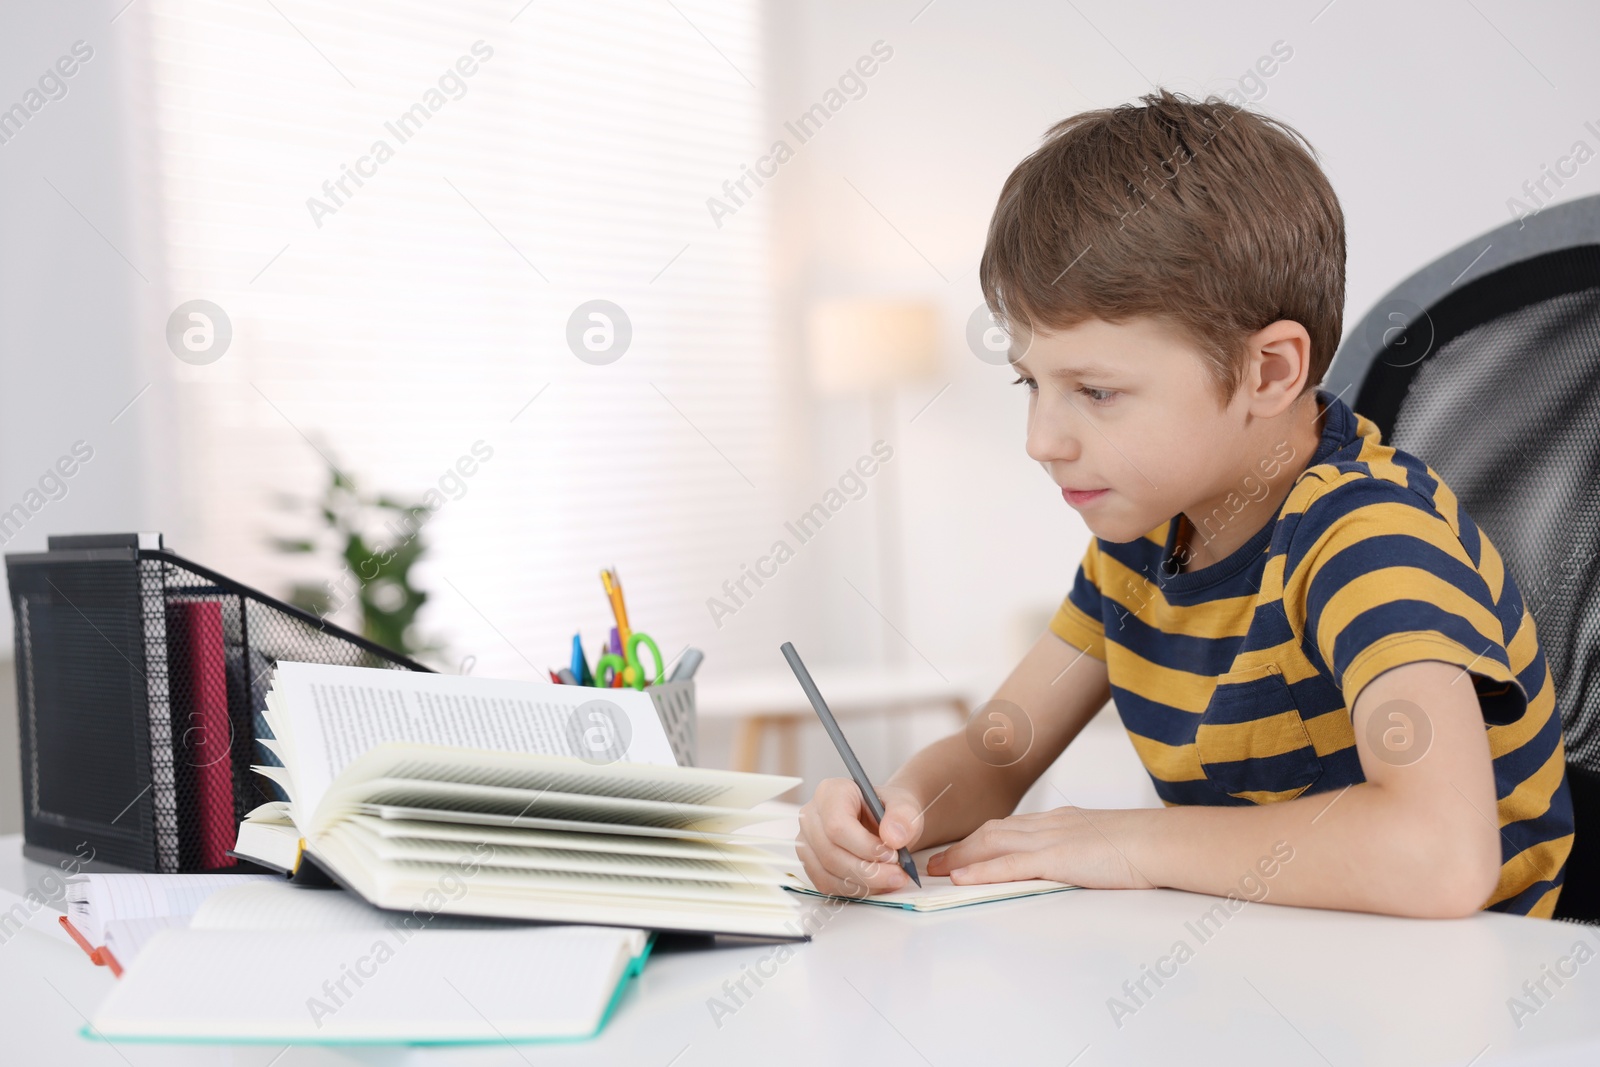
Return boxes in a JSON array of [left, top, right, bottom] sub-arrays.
[[778, 641, 921, 888]]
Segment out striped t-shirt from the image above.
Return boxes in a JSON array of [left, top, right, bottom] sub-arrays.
[[1049, 387, 1572, 917]]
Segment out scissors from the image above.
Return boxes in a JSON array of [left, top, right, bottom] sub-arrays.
[[593, 631, 666, 690]]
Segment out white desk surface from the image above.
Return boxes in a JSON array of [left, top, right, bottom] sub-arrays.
[[3, 814, 1598, 1067]]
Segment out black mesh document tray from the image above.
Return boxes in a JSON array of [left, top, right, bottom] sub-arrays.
[[5, 533, 429, 873]]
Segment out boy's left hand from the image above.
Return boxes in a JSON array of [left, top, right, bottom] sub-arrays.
[[925, 806, 1156, 890]]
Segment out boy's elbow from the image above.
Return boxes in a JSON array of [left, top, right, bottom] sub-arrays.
[[1408, 819, 1502, 919], [1413, 869, 1496, 919]]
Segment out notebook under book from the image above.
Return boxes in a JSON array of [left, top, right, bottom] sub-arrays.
[[86, 880, 652, 1044], [781, 847, 1079, 911], [230, 662, 808, 940], [63, 871, 281, 972]]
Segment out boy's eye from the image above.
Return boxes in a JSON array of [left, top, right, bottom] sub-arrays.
[[1077, 386, 1116, 405], [1011, 375, 1038, 392]]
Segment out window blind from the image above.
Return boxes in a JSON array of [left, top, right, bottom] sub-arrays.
[[142, 0, 781, 677]]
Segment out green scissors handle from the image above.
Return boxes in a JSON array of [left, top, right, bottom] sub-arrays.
[[593, 652, 627, 688], [594, 631, 665, 690], [624, 631, 665, 689]]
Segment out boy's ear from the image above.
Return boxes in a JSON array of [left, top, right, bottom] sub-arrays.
[[1243, 319, 1313, 417]]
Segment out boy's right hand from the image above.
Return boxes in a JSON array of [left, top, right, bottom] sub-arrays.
[[795, 777, 926, 897]]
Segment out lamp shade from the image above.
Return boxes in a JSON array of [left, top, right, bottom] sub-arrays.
[[806, 299, 941, 394]]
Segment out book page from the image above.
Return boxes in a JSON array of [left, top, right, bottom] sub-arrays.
[[337, 777, 772, 833], [243, 800, 294, 823], [359, 804, 795, 845], [319, 827, 788, 907], [334, 743, 796, 809], [302, 742, 798, 834], [269, 662, 680, 820], [346, 826, 793, 885], [345, 813, 794, 865], [232, 816, 302, 875]]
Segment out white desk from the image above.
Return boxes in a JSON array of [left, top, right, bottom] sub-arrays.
[[3, 821, 1598, 1066]]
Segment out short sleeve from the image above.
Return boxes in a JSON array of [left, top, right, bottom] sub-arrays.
[[1281, 478, 1526, 722], [1049, 538, 1108, 660]]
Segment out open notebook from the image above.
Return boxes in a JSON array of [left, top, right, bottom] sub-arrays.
[[231, 662, 807, 939], [63, 872, 280, 973], [87, 880, 652, 1044], [782, 847, 1079, 911]]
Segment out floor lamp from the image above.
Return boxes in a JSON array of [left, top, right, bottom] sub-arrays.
[[806, 298, 941, 666]]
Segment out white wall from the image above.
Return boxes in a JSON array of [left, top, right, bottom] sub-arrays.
[[758, 0, 1600, 791], [769, 0, 1600, 677], [0, 2, 177, 590], [3, 0, 1598, 814]]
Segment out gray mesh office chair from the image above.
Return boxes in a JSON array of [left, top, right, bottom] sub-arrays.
[[1324, 193, 1600, 923]]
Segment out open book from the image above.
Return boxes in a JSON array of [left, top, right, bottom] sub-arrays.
[[782, 847, 1078, 911], [231, 662, 807, 939], [87, 880, 650, 1044]]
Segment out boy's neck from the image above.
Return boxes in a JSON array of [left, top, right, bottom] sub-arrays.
[[1175, 392, 1327, 574]]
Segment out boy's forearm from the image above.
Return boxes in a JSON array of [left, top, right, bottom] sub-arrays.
[[882, 632, 1111, 851], [1124, 783, 1498, 917], [1122, 662, 1504, 918], [884, 733, 1029, 849]]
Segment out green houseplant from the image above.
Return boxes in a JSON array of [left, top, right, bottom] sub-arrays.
[[272, 466, 443, 665]]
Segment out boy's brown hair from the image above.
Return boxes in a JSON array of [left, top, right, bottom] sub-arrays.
[[980, 88, 1345, 404]]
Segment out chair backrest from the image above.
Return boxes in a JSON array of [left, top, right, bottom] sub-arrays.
[[1324, 195, 1600, 922], [1324, 195, 1600, 775]]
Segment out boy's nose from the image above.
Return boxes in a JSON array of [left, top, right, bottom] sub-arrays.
[[1025, 408, 1081, 466]]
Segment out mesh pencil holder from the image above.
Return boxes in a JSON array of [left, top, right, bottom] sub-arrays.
[[5, 533, 699, 874], [637, 679, 697, 769]]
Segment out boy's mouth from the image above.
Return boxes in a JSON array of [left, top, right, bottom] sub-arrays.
[[1062, 487, 1109, 507]]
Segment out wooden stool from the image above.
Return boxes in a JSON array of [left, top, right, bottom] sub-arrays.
[[696, 666, 976, 800]]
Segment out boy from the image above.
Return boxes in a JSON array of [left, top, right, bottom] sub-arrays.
[[796, 89, 1572, 918]]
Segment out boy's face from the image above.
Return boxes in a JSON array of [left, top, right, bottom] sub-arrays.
[[1011, 315, 1272, 544]]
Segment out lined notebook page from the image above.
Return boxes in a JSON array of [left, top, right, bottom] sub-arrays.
[[191, 882, 413, 931], [89, 927, 642, 1043], [101, 917, 184, 964], [65, 874, 279, 943], [783, 848, 1078, 911]]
